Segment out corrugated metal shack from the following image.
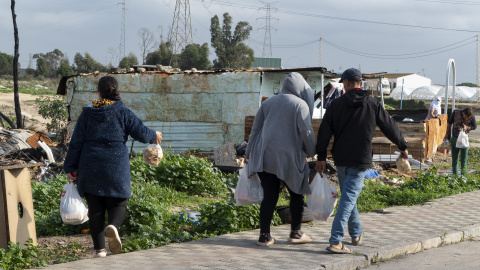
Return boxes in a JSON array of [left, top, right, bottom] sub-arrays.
[[57, 67, 334, 153]]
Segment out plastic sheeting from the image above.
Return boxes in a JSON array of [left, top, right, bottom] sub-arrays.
[[390, 85, 480, 102]]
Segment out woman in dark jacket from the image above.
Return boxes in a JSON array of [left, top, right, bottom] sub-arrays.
[[446, 107, 477, 176], [63, 76, 162, 257]]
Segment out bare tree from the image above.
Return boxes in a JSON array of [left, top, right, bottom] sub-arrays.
[[138, 27, 156, 65], [11, 0, 21, 128]]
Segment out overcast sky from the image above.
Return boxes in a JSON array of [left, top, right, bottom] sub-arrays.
[[1, 0, 480, 84]]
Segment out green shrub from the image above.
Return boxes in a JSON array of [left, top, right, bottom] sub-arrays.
[[131, 152, 229, 196], [122, 181, 173, 234], [194, 200, 281, 235], [0, 239, 47, 270], [35, 95, 68, 140]]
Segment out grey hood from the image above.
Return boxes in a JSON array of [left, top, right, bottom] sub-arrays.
[[280, 72, 314, 117]]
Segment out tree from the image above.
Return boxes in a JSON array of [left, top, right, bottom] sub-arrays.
[[119, 52, 139, 69], [145, 41, 176, 67], [457, 82, 478, 87], [56, 59, 75, 77], [11, 0, 22, 128], [138, 27, 157, 65], [0, 52, 14, 75], [179, 43, 211, 70], [35, 57, 48, 77], [74, 52, 107, 73], [33, 49, 64, 77], [210, 13, 255, 70]]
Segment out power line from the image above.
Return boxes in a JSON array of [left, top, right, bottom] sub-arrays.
[[251, 35, 476, 59], [415, 0, 480, 5], [323, 39, 476, 59], [323, 36, 476, 57], [251, 39, 318, 48], [192, 0, 480, 33]]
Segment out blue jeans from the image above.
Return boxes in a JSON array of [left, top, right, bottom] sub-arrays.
[[450, 136, 469, 176], [329, 166, 367, 245]]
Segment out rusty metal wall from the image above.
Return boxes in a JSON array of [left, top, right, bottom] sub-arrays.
[[65, 72, 261, 153], [65, 69, 329, 153]]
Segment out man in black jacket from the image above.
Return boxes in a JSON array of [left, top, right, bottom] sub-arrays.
[[315, 68, 408, 254]]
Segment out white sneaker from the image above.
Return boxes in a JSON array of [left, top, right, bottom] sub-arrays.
[[105, 225, 122, 254], [94, 249, 107, 258]]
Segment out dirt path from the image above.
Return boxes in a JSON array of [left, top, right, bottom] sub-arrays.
[[0, 92, 50, 131]]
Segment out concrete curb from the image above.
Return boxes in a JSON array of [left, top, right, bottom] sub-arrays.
[[341, 223, 480, 270]]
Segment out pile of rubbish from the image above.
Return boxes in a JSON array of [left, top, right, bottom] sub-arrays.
[[0, 127, 66, 181]]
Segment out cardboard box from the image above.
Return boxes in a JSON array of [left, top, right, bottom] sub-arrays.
[[0, 168, 37, 249]]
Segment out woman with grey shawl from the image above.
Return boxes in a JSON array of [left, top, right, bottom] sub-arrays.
[[245, 72, 316, 246]]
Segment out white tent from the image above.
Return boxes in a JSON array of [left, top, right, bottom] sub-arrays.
[[408, 85, 442, 100], [389, 86, 415, 99], [437, 86, 478, 102]]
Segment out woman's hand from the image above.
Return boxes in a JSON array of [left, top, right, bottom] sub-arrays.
[[155, 131, 163, 144], [67, 172, 77, 184]]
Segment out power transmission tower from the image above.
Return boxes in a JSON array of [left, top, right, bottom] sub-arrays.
[[318, 37, 322, 66], [258, 1, 277, 58], [477, 35, 479, 103], [118, 0, 126, 60], [27, 53, 33, 69], [168, 0, 193, 64]]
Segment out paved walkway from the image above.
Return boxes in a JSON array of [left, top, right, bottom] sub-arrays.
[[40, 190, 480, 270]]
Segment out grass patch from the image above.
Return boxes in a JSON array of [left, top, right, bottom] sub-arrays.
[[375, 97, 428, 110], [358, 167, 480, 213]]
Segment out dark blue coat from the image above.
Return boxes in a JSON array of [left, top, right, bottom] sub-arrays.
[[63, 100, 156, 199]]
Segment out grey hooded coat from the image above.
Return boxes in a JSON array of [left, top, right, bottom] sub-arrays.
[[245, 72, 315, 195]]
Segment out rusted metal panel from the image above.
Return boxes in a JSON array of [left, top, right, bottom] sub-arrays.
[[65, 72, 262, 152], [129, 121, 225, 153]]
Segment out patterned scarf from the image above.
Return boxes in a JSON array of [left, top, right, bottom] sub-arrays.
[[92, 99, 115, 108]]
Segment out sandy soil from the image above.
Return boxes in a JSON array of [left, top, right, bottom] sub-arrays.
[[0, 92, 51, 131]]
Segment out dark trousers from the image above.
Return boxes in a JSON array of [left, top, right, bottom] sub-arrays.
[[258, 171, 304, 234], [84, 193, 128, 250]]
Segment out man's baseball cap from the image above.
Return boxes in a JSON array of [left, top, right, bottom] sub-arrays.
[[339, 68, 362, 83]]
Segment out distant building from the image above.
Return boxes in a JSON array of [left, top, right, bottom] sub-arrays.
[[384, 73, 432, 89], [251, 57, 282, 69]]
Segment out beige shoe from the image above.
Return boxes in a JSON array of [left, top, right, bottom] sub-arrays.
[[256, 238, 275, 246], [94, 249, 107, 258], [288, 230, 313, 244], [105, 225, 122, 254]]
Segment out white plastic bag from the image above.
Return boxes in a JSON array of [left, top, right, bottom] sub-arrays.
[[306, 173, 338, 221], [456, 131, 469, 149], [60, 183, 89, 225], [143, 144, 163, 166], [234, 164, 263, 206]]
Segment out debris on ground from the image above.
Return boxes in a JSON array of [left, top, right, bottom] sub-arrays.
[[0, 127, 67, 181]]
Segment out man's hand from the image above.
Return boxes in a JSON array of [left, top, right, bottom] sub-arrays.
[[399, 149, 409, 159], [67, 172, 77, 184], [155, 131, 163, 144], [315, 161, 326, 177], [244, 154, 249, 164]]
